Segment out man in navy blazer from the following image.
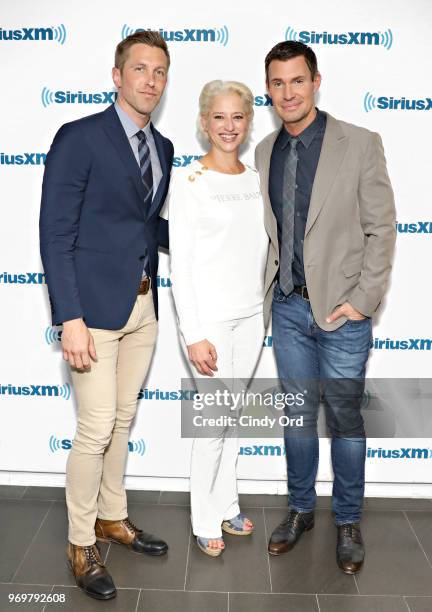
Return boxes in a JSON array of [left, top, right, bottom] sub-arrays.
[[40, 31, 173, 601]]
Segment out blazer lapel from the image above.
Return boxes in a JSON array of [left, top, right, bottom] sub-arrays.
[[147, 125, 169, 219], [305, 113, 349, 236], [259, 130, 279, 252], [102, 105, 147, 218]]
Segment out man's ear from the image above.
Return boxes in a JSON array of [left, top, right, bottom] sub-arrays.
[[112, 67, 121, 90]]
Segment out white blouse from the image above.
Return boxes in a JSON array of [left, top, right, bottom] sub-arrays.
[[162, 160, 269, 345]]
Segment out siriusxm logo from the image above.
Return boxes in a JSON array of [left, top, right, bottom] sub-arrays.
[[138, 388, 196, 401], [367, 447, 432, 459], [1, 383, 71, 399], [128, 439, 146, 456], [0, 24, 66, 44], [173, 155, 203, 168], [45, 327, 62, 345], [239, 444, 285, 456], [285, 26, 393, 49], [156, 275, 171, 288], [49, 436, 72, 452], [0, 152, 46, 166], [41, 87, 117, 108], [364, 92, 432, 112], [254, 95, 273, 107], [0, 272, 45, 284], [396, 221, 432, 234], [373, 337, 432, 351], [49, 435, 145, 454], [121, 24, 229, 46]]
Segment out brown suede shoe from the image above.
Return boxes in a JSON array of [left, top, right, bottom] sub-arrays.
[[95, 517, 168, 556], [67, 542, 116, 600]]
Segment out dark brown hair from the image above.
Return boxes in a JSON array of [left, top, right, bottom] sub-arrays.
[[115, 30, 170, 72], [265, 41, 318, 82]]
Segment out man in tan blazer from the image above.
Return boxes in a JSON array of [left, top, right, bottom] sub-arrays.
[[255, 41, 396, 574]]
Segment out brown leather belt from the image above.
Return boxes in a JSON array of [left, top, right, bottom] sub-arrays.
[[138, 276, 151, 295], [293, 285, 309, 300]]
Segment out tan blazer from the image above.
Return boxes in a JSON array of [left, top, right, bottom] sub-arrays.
[[256, 112, 396, 331]]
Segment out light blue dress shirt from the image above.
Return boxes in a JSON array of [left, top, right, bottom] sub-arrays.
[[114, 102, 163, 277], [115, 102, 162, 195]]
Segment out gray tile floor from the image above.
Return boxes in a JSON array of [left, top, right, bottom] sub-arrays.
[[0, 486, 431, 611]]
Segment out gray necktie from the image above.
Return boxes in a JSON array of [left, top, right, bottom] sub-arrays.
[[279, 137, 299, 296], [136, 130, 152, 276], [136, 130, 153, 210]]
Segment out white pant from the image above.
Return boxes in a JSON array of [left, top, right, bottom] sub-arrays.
[[183, 311, 265, 538]]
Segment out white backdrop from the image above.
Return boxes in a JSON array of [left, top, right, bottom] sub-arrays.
[[1, 0, 431, 497]]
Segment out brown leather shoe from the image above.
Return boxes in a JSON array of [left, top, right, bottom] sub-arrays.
[[95, 517, 168, 556], [336, 523, 365, 574], [268, 509, 314, 555], [67, 542, 116, 600]]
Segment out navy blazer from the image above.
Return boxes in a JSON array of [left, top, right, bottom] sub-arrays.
[[39, 104, 173, 329]]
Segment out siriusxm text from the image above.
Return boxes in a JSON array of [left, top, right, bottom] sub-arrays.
[[239, 445, 285, 456], [0, 273, 45, 284], [48, 90, 116, 104], [138, 388, 197, 401], [377, 97, 431, 110], [1, 385, 61, 397], [396, 221, 432, 234], [1, 153, 46, 166], [367, 447, 432, 459], [373, 338, 432, 351], [0, 27, 54, 41], [299, 31, 381, 45]]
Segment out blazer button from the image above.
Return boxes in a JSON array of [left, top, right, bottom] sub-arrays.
[[139, 255, 145, 261], [275, 259, 279, 266]]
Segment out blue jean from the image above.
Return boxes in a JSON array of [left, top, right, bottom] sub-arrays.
[[272, 283, 372, 525]]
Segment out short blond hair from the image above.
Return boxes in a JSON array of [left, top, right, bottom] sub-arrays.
[[198, 80, 254, 136]]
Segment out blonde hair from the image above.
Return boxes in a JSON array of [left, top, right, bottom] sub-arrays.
[[198, 80, 254, 137]]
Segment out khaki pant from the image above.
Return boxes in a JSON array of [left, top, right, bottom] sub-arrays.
[[66, 293, 157, 546]]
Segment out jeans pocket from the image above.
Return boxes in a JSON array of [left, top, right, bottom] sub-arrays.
[[345, 317, 370, 326]]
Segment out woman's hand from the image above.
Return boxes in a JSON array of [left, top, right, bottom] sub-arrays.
[[187, 339, 218, 376]]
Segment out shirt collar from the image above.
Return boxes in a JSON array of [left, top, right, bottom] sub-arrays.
[[115, 102, 152, 139], [279, 108, 325, 150]]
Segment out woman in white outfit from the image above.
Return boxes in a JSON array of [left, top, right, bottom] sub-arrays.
[[166, 80, 269, 556]]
